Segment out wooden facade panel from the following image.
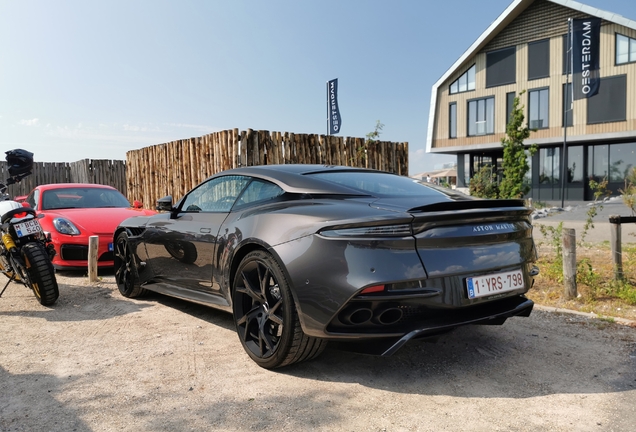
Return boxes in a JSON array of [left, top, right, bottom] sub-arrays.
[[433, 11, 636, 151], [484, 0, 587, 52]]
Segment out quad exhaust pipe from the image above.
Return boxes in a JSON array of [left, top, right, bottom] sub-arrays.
[[373, 307, 403, 325], [339, 305, 403, 326]]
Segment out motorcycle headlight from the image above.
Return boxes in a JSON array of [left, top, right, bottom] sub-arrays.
[[53, 218, 80, 235]]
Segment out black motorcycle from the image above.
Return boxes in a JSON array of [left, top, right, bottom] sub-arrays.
[[0, 150, 59, 306]]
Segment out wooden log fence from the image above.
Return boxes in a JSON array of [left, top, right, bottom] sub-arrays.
[[126, 128, 409, 209], [609, 215, 636, 281], [554, 215, 635, 298], [562, 228, 577, 299], [0, 159, 127, 199]]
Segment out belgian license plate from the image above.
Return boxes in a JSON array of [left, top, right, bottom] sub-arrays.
[[14, 219, 43, 238], [466, 269, 525, 299]]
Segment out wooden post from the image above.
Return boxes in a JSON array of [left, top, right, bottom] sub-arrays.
[[562, 228, 577, 299], [610, 215, 623, 280], [88, 236, 99, 282]]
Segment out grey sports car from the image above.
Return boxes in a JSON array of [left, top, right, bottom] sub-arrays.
[[114, 164, 538, 369]]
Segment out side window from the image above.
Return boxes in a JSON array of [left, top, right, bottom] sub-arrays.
[[180, 175, 250, 213], [235, 179, 284, 208], [26, 189, 39, 209]]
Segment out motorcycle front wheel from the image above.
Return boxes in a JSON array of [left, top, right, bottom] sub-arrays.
[[21, 242, 59, 306]]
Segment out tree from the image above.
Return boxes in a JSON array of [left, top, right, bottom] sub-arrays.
[[353, 120, 384, 166], [498, 91, 537, 199], [366, 120, 384, 143], [469, 165, 499, 198]]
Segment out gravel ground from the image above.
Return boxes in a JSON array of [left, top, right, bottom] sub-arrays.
[[1, 271, 636, 432]]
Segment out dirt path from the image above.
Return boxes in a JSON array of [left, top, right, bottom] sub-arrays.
[[1, 273, 635, 431]]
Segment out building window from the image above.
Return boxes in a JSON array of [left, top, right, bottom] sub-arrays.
[[523, 150, 532, 187], [616, 33, 636, 64], [473, 155, 494, 181], [486, 46, 516, 88], [588, 144, 609, 181], [449, 65, 476, 94], [567, 146, 583, 183], [609, 143, 636, 182], [449, 103, 457, 139], [464, 154, 471, 185], [584, 143, 636, 184], [562, 83, 572, 127], [506, 92, 516, 128], [468, 97, 494, 136], [539, 147, 560, 184], [528, 39, 550, 80], [587, 75, 627, 124], [529, 88, 549, 129]]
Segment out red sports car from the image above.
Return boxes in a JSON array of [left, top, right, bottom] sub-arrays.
[[23, 183, 156, 270]]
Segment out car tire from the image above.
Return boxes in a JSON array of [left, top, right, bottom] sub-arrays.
[[21, 242, 59, 306], [164, 241, 197, 264], [114, 231, 147, 298], [232, 250, 326, 369]]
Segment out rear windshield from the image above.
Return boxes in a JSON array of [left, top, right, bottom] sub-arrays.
[[309, 171, 443, 198]]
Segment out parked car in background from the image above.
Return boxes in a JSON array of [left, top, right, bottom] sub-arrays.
[[113, 164, 539, 369], [24, 184, 156, 270]]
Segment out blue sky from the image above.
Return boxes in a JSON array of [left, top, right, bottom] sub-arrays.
[[1, 0, 635, 175]]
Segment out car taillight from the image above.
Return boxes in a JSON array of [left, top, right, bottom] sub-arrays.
[[320, 223, 412, 237]]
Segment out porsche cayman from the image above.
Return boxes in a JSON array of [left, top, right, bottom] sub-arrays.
[[24, 183, 156, 270]]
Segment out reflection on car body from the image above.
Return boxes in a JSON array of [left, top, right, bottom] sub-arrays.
[[114, 165, 539, 369]]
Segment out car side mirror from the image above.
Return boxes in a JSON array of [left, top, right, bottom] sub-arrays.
[[156, 195, 174, 212], [132, 200, 143, 209]]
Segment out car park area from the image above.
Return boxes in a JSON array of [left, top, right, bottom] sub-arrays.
[[1, 273, 635, 431]]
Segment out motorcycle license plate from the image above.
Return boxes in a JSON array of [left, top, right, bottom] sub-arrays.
[[14, 219, 43, 238]]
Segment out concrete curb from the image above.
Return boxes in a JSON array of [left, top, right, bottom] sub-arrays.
[[534, 304, 636, 327]]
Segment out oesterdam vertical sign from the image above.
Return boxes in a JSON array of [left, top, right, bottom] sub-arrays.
[[572, 17, 601, 100], [327, 78, 341, 135]]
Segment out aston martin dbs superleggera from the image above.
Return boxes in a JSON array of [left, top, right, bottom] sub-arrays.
[[114, 165, 539, 369]]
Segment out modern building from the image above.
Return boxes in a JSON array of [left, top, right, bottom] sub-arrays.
[[426, 0, 636, 201]]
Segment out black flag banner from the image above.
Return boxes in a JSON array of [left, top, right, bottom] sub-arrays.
[[328, 78, 341, 135], [572, 17, 601, 100]]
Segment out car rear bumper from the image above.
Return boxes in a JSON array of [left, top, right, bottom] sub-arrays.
[[325, 296, 534, 356]]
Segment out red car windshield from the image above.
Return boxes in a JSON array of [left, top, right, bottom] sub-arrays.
[[41, 188, 131, 210]]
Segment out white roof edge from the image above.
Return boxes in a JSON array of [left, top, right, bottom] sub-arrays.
[[425, 0, 636, 153]]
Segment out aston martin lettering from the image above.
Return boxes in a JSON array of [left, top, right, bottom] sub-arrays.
[[473, 223, 515, 232]]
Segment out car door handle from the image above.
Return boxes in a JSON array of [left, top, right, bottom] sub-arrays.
[[200, 228, 211, 233]]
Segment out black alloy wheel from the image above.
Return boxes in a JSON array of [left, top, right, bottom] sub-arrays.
[[114, 232, 146, 298], [232, 250, 326, 369]]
